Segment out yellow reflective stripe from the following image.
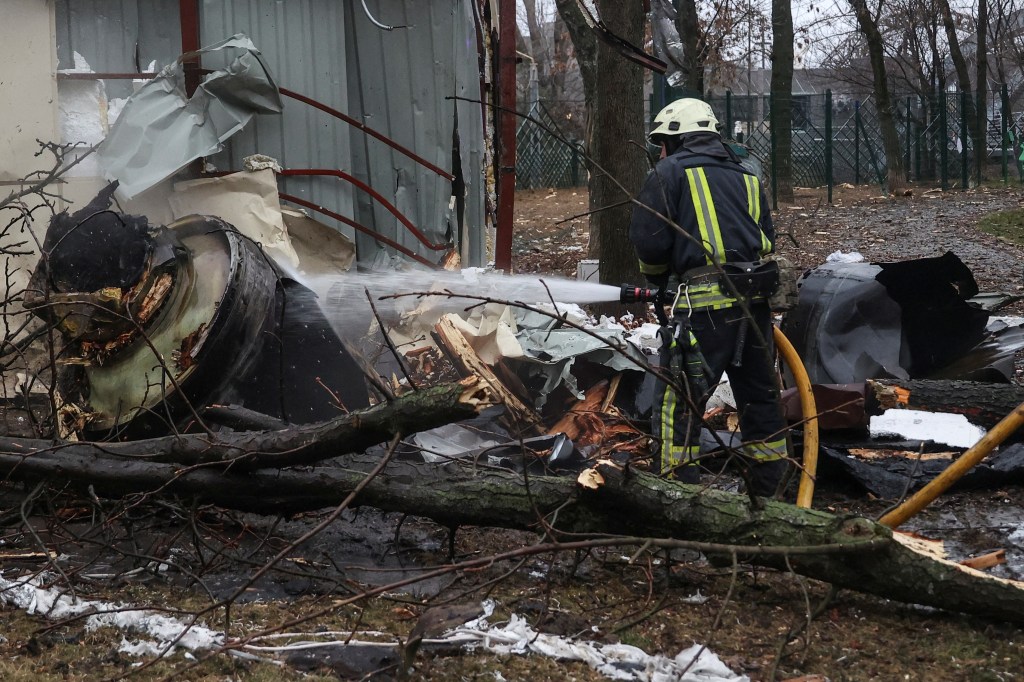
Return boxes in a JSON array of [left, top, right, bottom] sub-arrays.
[[750, 175, 762, 223], [639, 261, 669, 275], [685, 168, 725, 265], [659, 361, 678, 473], [665, 447, 700, 475], [744, 175, 772, 256], [743, 437, 788, 462], [673, 282, 766, 311], [744, 174, 756, 220]]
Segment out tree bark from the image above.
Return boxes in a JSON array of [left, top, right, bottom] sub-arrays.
[[850, 0, 906, 193], [0, 379, 494, 472], [771, 0, 795, 202], [3, 449, 1024, 624], [870, 379, 1024, 435], [937, 0, 981, 179], [976, 0, 989, 181], [677, 0, 704, 95], [587, 0, 647, 294]]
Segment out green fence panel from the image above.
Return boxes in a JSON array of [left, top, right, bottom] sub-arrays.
[[515, 102, 587, 190]]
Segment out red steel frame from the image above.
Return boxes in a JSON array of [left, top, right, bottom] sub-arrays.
[[494, 0, 517, 272]]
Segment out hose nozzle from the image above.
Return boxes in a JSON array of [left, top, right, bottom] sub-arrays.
[[619, 284, 660, 304]]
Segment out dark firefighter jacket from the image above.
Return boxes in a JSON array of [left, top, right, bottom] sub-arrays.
[[629, 135, 775, 309]]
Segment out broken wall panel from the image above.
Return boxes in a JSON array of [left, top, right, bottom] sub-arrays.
[[55, 0, 181, 99], [343, 0, 485, 266], [203, 0, 486, 267], [200, 1, 358, 254], [50, 0, 488, 267]]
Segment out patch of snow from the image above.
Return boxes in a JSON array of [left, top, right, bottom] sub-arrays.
[[869, 409, 986, 449], [596, 315, 626, 331], [626, 323, 664, 355], [447, 600, 748, 681], [0, 574, 223, 655], [826, 250, 865, 263]]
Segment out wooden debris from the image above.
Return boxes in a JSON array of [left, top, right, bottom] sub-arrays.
[[432, 314, 544, 434], [546, 380, 650, 457], [960, 549, 1006, 571], [870, 379, 1024, 436]]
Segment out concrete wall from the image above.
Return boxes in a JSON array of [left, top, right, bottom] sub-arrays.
[[0, 0, 59, 181]]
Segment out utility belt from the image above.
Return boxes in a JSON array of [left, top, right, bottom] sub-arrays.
[[674, 256, 797, 312], [675, 260, 779, 311]]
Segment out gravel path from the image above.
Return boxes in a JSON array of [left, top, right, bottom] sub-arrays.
[[514, 185, 1024, 303], [775, 186, 1024, 297]]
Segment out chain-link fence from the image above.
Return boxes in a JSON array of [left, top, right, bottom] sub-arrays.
[[515, 102, 587, 190], [691, 87, 1024, 205], [519, 86, 1024, 198]]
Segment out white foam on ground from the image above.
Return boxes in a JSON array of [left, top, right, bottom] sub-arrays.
[[869, 409, 987, 449], [0, 574, 223, 655]]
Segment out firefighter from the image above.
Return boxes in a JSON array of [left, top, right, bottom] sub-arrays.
[[628, 97, 791, 496]]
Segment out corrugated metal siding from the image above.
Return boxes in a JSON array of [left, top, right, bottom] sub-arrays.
[[55, 0, 487, 267], [344, 0, 484, 267], [55, 0, 181, 98], [200, 1, 357, 243]]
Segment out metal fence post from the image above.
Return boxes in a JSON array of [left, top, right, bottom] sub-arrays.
[[571, 140, 580, 186], [960, 90, 970, 189], [905, 97, 912, 182], [1002, 83, 1009, 184], [940, 89, 949, 190], [726, 90, 733, 139], [854, 101, 862, 184], [825, 90, 833, 203], [917, 118, 925, 180], [770, 91, 778, 209]]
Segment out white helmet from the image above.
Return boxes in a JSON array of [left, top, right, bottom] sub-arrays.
[[648, 98, 720, 142]]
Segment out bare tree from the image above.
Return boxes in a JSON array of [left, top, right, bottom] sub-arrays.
[[850, 0, 906, 192], [771, 0, 795, 202], [937, 0, 983, 182], [977, 0, 990, 180], [553, 0, 645, 290]]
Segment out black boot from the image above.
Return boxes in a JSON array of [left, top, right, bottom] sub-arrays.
[[668, 463, 701, 484], [747, 459, 790, 497]]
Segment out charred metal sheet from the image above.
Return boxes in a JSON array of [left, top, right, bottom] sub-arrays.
[[781, 252, 996, 384], [816, 445, 1024, 499]]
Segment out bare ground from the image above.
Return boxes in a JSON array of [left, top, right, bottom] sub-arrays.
[[3, 184, 1024, 681], [506, 181, 1024, 681]]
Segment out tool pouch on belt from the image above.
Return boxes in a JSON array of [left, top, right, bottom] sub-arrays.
[[763, 254, 799, 312], [719, 260, 780, 299]]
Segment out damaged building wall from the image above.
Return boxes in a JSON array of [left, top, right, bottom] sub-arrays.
[[35, 1, 487, 267], [209, 0, 487, 267], [2, 2, 59, 181], [0, 0, 61, 339], [201, 0, 487, 267]]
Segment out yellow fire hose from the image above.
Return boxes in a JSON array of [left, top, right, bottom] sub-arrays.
[[772, 326, 818, 508], [879, 401, 1024, 528]]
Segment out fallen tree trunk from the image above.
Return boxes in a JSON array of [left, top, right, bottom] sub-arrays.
[[1, 443, 1023, 624], [870, 379, 1024, 435], [0, 378, 494, 471]]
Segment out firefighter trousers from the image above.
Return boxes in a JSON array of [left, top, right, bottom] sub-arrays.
[[652, 302, 789, 477]]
